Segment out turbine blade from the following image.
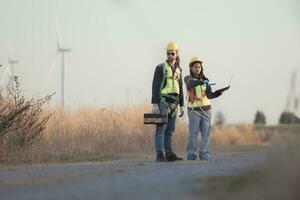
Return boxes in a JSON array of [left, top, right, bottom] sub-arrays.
[[43, 54, 60, 88], [297, 94, 300, 111], [0, 66, 12, 85], [1, 71, 7, 85], [0, 68, 8, 84], [294, 97, 298, 111], [291, 68, 297, 92], [56, 23, 63, 49], [285, 93, 291, 111], [228, 74, 234, 86], [5, 66, 12, 77], [8, 48, 12, 61]]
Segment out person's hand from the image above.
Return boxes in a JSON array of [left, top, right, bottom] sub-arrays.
[[179, 106, 184, 117], [152, 104, 160, 114], [197, 79, 205, 85], [204, 80, 212, 90]]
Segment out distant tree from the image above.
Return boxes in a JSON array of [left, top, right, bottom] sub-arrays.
[[254, 110, 266, 125], [215, 111, 225, 125], [279, 111, 300, 124]]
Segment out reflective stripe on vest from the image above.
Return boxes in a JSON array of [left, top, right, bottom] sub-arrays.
[[188, 84, 211, 107], [160, 62, 181, 95]]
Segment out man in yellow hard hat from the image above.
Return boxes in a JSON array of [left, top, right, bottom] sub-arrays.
[[151, 42, 184, 162]]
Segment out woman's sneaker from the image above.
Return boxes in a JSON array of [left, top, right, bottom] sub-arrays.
[[187, 154, 197, 160], [199, 156, 209, 161]]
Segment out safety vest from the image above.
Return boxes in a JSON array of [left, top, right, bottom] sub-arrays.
[[160, 62, 181, 95], [188, 84, 211, 107]]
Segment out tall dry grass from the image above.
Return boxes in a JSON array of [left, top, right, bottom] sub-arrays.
[[0, 104, 159, 164], [22, 104, 189, 163], [1, 101, 274, 165], [0, 80, 276, 165], [211, 124, 270, 153]]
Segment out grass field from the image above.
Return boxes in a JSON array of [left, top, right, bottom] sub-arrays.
[[1, 103, 298, 165]]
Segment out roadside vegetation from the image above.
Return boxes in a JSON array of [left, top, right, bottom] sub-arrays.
[[0, 77, 54, 164], [0, 80, 299, 166]]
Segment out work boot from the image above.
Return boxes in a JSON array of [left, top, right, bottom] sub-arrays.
[[165, 152, 183, 162], [156, 153, 167, 162]]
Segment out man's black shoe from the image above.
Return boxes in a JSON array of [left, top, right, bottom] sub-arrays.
[[156, 153, 167, 162], [165, 152, 183, 162]]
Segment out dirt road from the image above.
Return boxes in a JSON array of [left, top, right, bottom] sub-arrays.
[[0, 149, 267, 200]]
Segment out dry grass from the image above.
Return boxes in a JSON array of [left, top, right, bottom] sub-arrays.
[[210, 124, 270, 153], [39, 104, 188, 163], [0, 81, 283, 165], [0, 104, 164, 164], [1, 102, 275, 165], [212, 124, 264, 145]]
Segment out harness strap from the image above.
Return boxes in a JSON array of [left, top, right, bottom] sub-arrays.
[[189, 107, 211, 122], [161, 96, 178, 118]]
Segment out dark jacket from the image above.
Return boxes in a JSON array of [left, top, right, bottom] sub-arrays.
[[184, 75, 222, 99], [151, 62, 184, 106]]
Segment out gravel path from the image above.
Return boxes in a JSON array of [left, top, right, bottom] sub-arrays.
[[0, 150, 267, 200]]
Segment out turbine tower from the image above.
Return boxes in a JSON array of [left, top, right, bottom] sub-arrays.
[[56, 24, 71, 108], [8, 50, 19, 88], [285, 69, 299, 113]]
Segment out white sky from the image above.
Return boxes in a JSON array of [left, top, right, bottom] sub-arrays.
[[0, 0, 299, 124]]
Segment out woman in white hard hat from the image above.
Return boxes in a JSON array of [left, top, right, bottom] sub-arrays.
[[151, 42, 184, 162], [184, 57, 224, 161]]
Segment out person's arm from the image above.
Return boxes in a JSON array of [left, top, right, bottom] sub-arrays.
[[184, 75, 204, 90], [179, 71, 184, 107], [151, 64, 163, 104], [206, 82, 222, 99]]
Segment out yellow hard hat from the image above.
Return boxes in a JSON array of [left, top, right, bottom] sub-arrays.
[[189, 56, 203, 67], [166, 42, 179, 51]]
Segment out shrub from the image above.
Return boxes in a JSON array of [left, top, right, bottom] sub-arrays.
[[0, 76, 54, 160]]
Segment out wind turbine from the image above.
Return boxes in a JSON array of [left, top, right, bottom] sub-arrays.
[[56, 24, 71, 108], [8, 49, 19, 88]]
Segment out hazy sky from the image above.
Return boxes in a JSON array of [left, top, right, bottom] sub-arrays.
[[0, 0, 299, 124]]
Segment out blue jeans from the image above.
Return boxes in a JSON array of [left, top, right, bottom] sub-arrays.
[[155, 102, 177, 154], [186, 108, 212, 159]]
